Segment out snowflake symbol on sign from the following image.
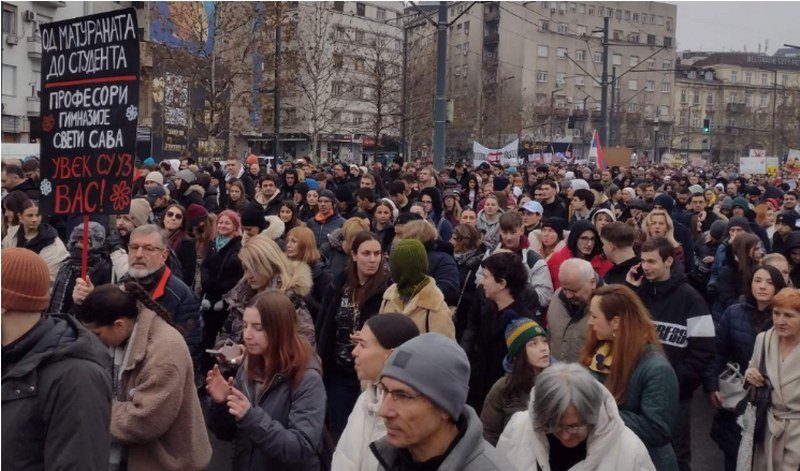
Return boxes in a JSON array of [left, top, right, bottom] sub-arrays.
[[110, 180, 131, 211], [126, 105, 138, 121], [40, 179, 52, 196]]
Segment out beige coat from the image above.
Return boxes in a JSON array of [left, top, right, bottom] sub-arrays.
[[379, 276, 455, 339], [750, 329, 800, 471], [112, 307, 212, 471], [546, 288, 588, 363]]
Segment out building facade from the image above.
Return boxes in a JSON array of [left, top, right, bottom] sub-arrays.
[[672, 51, 800, 163]]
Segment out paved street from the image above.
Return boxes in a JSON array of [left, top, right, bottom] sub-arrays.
[[204, 389, 725, 470]]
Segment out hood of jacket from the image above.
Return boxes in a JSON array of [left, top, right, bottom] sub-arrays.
[[184, 184, 205, 198], [277, 260, 314, 298], [326, 228, 345, 252], [640, 270, 688, 298], [262, 216, 285, 241], [478, 209, 502, 226], [383, 276, 444, 311], [2, 315, 109, 380], [784, 232, 800, 257], [566, 219, 602, 259], [15, 222, 59, 253]]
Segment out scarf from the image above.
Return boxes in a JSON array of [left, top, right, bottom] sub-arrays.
[[588, 341, 613, 375], [315, 208, 334, 223], [215, 235, 232, 251], [168, 229, 187, 252], [454, 248, 478, 266]]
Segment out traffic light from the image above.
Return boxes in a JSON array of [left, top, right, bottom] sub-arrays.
[[702, 118, 710, 133]]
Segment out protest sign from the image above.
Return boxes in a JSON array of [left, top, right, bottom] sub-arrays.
[[39, 8, 140, 216], [787, 149, 800, 173], [749, 149, 766, 158], [766, 157, 780, 176], [739, 157, 766, 174]]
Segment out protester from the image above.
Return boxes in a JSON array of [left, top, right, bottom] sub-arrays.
[[308, 189, 346, 247], [547, 219, 612, 290], [2, 248, 112, 471], [744, 288, 800, 471], [547, 258, 601, 362], [207, 290, 326, 470], [332, 313, 420, 470], [476, 193, 503, 249], [370, 333, 512, 469], [451, 223, 485, 341], [480, 318, 550, 446], [321, 217, 371, 280], [582, 284, 680, 470], [715, 232, 763, 312], [159, 202, 198, 286], [2, 198, 68, 284], [600, 221, 640, 285], [78, 282, 212, 470], [498, 363, 655, 470], [286, 226, 331, 321], [395, 219, 461, 305]]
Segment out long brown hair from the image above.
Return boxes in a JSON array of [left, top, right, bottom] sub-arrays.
[[579, 284, 662, 404], [286, 226, 321, 265], [245, 290, 313, 387], [346, 231, 389, 304], [731, 232, 762, 282]]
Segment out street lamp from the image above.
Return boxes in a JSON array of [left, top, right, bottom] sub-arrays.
[[498, 75, 515, 147], [653, 116, 660, 164]]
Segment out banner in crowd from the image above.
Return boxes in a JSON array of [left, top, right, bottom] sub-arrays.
[[473, 139, 519, 167], [766, 157, 781, 176], [749, 149, 767, 158], [739, 156, 766, 174], [39, 8, 140, 215]]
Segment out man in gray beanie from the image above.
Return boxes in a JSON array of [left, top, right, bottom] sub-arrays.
[[370, 333, 511, 470]]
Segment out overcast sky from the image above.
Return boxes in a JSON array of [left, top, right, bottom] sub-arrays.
[[674, 1, 800, 53]]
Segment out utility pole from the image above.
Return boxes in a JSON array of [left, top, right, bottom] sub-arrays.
[[600, 16, 610, 150], [401, 26, 408, 160], [609, 66, 616, 146], [273, 6, 282, 170], [433, 1, 447, 170]]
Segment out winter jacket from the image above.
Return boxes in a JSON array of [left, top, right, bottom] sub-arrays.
[[783, 232, 800, 287], [603, 256, 640, 285], [204, 186, 220, 213], [370, 406, 511, 470], [476, 210, 502, 250], [497, 384, 655, 471], [616, 346, 679, 471], [2, 223, 68, 285], [200, 236, 243, 304], [217, 266, 316, 349], [320, 228, 348, 279], [332, 383, 385, 471], [474, 242, 554, 309], [169, 234, 197, 287], [546, 286, 593, 363], [426, 240, 461, 305], [316, 273, 389, 382], [308, 211, 346, 248], [379, 277, 456, 338], [463, 301, 534, 414], [454, 248, 485, 341], [704, 300, 771, 457], [546, 220, 613, 290], [111, 308, 211, 471], [715, 262, 745, 314], [120, 266, 203, 365], [179, 184, 206, 208], [7, 177, 41, 201], [208, 358, 326, 471], [480, 374, 529, 446], [2, 315, 112, 471], [306, 259, 332, 322], [635, 272, 715, 400]]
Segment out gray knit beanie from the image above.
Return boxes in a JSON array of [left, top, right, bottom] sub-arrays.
[[380, 333, 470, 420]]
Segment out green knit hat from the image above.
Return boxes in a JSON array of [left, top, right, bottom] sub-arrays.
[[391, 239, 429, 297], [503, 317, 548, 373]]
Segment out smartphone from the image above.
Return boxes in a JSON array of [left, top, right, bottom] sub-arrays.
[[633, 265, 644, 281]]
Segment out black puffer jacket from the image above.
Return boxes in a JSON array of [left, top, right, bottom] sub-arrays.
[[425, 239, 461, 306], [784, 232, 800, 287], [2, 315, 112, 471], [200, 236, 243, 304], [453, 247, 485, 342], [305, 259, 332, 323]]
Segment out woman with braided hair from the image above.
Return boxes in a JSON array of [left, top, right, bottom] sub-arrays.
[[77, 282, 212, 471]]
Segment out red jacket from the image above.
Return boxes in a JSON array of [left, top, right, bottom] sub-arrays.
[[546, 246, 613, 290]]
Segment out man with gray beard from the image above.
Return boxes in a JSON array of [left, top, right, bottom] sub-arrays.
[[72, 224, 202, 365]]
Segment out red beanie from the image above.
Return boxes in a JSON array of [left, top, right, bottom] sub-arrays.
[[1, 248, 51, 312]]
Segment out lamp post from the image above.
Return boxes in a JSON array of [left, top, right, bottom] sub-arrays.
[[497, 75, 515, 147], [653, 116, 660, 164]]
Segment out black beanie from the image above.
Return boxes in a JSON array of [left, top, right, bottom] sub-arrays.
[[335, 186, 354, 203], [241, 203, 267, 230], [365, 313, 420, 349]]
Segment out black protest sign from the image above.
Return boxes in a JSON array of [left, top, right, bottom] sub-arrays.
[[39, 8, 139, 215]]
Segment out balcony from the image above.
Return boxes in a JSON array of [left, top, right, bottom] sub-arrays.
[[26, 97, 40, 116], [726, 102, 745, 114], [484, 7, 499, 22], [27, 36, 41, 60], [483, 31, 499, 45]]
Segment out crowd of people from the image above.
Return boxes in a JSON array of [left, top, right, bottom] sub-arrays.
[[2, 152, 800, 471]]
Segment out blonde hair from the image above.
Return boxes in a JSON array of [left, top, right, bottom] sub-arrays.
[[643, 210, 679, 248], [396, 219, 437, 244], [342, 217, 371, 253], [238, 235, 293, 291]]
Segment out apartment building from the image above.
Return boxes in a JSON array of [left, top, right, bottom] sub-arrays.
[[673, 51, 800, 163], [1, 1, 90, 143], [440, 1, 677, 158]]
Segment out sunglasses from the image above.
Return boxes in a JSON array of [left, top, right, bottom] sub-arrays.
[[166, 211, 183, 220]]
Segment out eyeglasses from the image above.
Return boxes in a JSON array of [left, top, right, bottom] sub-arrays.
[[421, 200, 433, 205], [165, 211, 183, 220], [128, 244, 166, 254], [578, 236, 595, 243], [377, 382, 423, 403], [542, 423, 591, 436]]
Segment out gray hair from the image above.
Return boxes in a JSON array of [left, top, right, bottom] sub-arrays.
[[531, 363, 603, 431], [559, 258, 595, 284], [130, 224, 169, 249]]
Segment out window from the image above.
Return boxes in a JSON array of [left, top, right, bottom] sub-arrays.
[[569, 2, 576, 13], [332, 110, 342, 122], [656, 15, 664, 25], [666, 17, 673, 31], [538, 20, 549, 32], [573, 128, 582, 138], [354, 58, 365, 71], [559, 2, 566, 13], [645, 80, 655, 92], [557, 47, 567, 59], [650, 14, 655, 24], [557, 23, 568, 34], [356, 3, 365, 16], [556, 73, 566, 85], [647, 34, 656, 46], [355, 30, 364, 43], [691, 116, 700, 128], [626, 103, 638, 113], [662, 81, 671, 93], [680, 89, 687, 103], [612, 54, 622, 66], [2, 64, 16, 96], [760, 93, 768, 107], [2, 3, 16, 35], [536, 93, 547, 106], [462, 64, 469, 78], [662, 60, 672, 70], [761, 73, 768, 86], [377, 8, 386, 20], [731, 71, 738, 83], [575, 50, 585, 61], [646, 58, 655, 69], [613, 29, 623, 41], [555, 96, 567, 108], [624, 10, 631, 20], [464, 21, 470, 35], [575, 75, 585, 86], [632, 12, 639, 22], [745, 72, 752, 84], [593, 52, 602, 63], [706, 93, 714, 105], [353, 112, 363, 124], [688, 70, 697, 79], [587, 4, 594, 15], [538, 45, 549, 57], [729, 91, 739, 104], [615, 9, 622, 19], [537, 70, 548, 82], [335, 27, 346, 40], [628, 79, 638, 90], [693, 91, 700, 104], [663, 36, 672, 48], [576, 24, 587, 36], [333, 54, 343, 68], [641, 13, 647, 24], [598, 6, 605, 16], [332, 82, 344, 96], [578, 3, 586, 14], [629, 32, 639, 43], [704, 71, 713, 81]]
